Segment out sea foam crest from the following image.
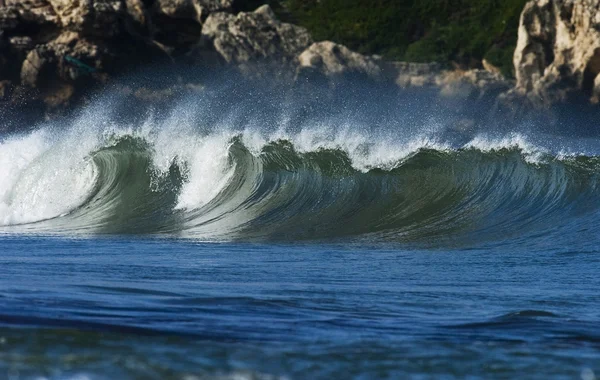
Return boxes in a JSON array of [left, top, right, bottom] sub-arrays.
[[463, 133, 548, 163], [0, 129, 99, 226], [241, 126, 451, 172]]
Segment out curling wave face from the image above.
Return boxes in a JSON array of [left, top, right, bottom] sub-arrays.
[[1, 112, 599, 244]]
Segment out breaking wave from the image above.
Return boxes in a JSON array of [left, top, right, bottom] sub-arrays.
[[2, 115, 599, 244]]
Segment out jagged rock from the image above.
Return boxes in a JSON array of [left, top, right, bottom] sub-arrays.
[[155, 0, 232, 22], [48, 0, 124, 37], [513, 0, 600, 105], [436, 69, 511, 100], [0, 0, 59, 31], [294, 41, 511, 98], [0, 0, 523, 118], [56, 32, 110, 78], [482, 59, 502, 75], [151, 0, 235, 51], [21, 47, 50, 87], [297, 41, 382, 82], [388, 62, 443, 87], [21, 31, 111, 107], [201, 5, 312, 67], [1, 0, 181, 111]]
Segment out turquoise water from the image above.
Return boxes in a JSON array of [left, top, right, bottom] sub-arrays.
[[1, 83, 600, 379]]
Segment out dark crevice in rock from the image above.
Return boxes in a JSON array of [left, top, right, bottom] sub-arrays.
[[152, 14, 202, 54], [582, 49, 600, 97]]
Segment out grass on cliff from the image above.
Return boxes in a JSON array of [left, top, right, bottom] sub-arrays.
[[236, 0, 527, 77]]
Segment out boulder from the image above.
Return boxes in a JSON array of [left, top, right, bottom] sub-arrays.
[[436, 69, 511, 100], [21, 31, 111, 106], [512, 0, 600, 105], [0, 0, 59, 31], [296, 41, 382, 82], [201, 5, 312, 67], [47, 0, 124, 37], [388, 61, 442, 87]]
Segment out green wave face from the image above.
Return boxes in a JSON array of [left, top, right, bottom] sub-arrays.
[[65, 136, 186, 234], [2, 130, 598, 245]]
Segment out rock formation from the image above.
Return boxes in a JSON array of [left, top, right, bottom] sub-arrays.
[[2, 0, 600, 123], [512, 0, 600, 105], [201, 4, 312, 72], [0, 0, 528, 120], [297, 41, 382, 82], [156, 0, 233, 23], [293, 41, 509, 100], [0, 1, 320, 115], [385, 61, 510, 100], [0, 1, 228, 112]]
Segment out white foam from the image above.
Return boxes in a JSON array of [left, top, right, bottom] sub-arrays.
[[0, 129, 99, 226], [0, 100, 582, 230], [173, 133, 236, 211], [464, 133, 548, 164], [241, 125, 450, 172]]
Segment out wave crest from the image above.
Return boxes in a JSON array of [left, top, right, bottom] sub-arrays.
[[1, 127, 599, 244]]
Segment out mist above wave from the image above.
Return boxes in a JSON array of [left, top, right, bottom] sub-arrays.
[[1, 82, 599, 243]]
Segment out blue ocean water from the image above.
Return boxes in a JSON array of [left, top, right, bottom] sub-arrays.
[[1, 82, 600, 378], [1, 236, 599, 379]]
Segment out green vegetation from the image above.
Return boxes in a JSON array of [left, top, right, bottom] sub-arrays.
[[237, 0, 527, 77]]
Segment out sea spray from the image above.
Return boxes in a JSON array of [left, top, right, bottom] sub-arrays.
[[1, 86, 599, 242]]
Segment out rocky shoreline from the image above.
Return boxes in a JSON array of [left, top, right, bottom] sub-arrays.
[[0, 0, 598, 124]]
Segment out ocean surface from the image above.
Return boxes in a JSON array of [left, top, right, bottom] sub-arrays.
[[1, 82, 600, 379]]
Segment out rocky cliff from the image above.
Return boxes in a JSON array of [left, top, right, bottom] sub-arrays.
[[511, 0, 600, 105], [0, 0, 515, 120], [6, 0, 598, 122]]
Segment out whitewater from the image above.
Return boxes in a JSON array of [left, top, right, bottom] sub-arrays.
[[1, 81, 600, 379], [1, 93, 600, 243]]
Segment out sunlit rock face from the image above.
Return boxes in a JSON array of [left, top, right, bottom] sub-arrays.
[[513, 0, 600, 105], [201, 5, 312, 67], [296, 41, 383, 82]]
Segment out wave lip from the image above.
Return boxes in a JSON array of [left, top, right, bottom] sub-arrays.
[[1, 129, 599, 243]]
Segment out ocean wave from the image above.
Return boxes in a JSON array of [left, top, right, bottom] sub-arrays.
[[1, 124, 599, 243]]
